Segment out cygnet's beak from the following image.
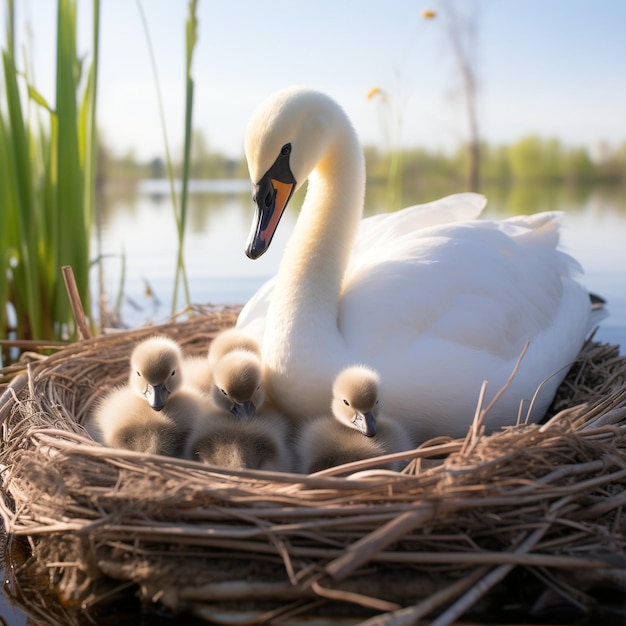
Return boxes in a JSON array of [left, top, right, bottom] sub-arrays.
[[145, 382, 169, 411], [246, 144, 295, 259], [354, 410, 377, 437], [231, 400, 256, 421]]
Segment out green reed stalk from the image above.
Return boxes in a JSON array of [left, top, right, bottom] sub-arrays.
[[0, 0, 99, 345], [135, 0, 192, 313], [2, 19, 43, 339], [174, 0, 198, 314]]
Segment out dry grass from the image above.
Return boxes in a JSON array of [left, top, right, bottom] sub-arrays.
[[0, 307, 625, 625]]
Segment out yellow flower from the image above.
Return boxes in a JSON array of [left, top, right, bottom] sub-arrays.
[[367, 86, 382, 101], [421, 9, 437, 19]]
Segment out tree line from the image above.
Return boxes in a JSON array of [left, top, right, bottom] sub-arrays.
[[98, 130, 626, 191]]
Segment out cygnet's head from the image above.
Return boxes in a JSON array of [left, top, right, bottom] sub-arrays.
[[129, 336, 183, 411], [331, 365, 380, 437], [207, 328, 260, 366], [212, 349, 265, 420]]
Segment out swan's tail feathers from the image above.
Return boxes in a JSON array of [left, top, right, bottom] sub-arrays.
[[589, 292, 609, 333], [589, 291, 607, 310], [505, 211, 563, 247]]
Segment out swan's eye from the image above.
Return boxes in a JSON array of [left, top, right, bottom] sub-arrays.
[[220, 388, 228, 396], [136, 371, 141, 377], [281, 143, 291, 156], [343, 399, 350, 406], [264, 188, 275, 208]]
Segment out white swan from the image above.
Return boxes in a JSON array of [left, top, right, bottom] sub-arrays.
[[237, 87, 603, 442], [297, 365, 413, 473]]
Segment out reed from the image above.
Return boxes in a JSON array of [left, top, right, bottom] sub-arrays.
[[0, 0, 100, 350], [174, 0, 198, 312], [135, 0, 196, 314]]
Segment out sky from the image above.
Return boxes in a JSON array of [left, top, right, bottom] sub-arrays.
[[4, 0, 626, 162]]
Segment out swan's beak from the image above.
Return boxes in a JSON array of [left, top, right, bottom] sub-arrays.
[[145, 382, 169, 411], [246, 145, 296, 259], [354, 410, 377, 437], [231, 400, 256, 421]]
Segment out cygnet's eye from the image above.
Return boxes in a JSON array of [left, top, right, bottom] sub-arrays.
[[171, 370, 176, 377], [343, 399, 350, 406], [136, 371, 141, 377], [220, 388, 228, 396]]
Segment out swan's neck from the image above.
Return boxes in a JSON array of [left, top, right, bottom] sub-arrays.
[[264, 119, 365, 381]]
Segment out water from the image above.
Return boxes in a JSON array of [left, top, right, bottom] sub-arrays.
[[93, 181, 626, 351]]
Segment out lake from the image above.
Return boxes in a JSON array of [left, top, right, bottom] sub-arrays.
[[93, 180, 626, 351]]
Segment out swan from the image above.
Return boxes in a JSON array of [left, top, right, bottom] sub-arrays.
[[297, 365, 413, 473], [211, 348, 265, 419], [186, 409, 293, 472], [237, 86, 604, 442]]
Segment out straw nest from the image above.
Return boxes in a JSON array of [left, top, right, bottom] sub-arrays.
[[1, 306, 625, 625]]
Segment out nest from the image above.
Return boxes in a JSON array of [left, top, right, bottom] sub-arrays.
[[1, 306, 625, 625]]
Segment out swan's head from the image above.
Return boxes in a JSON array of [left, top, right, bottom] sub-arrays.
[[331, 365, 380, 437], [129, 336, 183, 411], [244, 87, 343, 259], [207, 328, 261, 367], [211, 349, 265, 420]]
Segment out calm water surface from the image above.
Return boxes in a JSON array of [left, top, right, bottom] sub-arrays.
[[93, 181, 626, 350]]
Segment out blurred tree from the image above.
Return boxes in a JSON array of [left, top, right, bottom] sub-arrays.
[[563, 148, 594, 183], [508, 136, 560, 182], [438, 0, 482, 192], [189, 128, 241, 178], [480, 143, 511, 184], [595, 141, 626, 183]]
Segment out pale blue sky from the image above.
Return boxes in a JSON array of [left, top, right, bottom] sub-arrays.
[[5, 0, 626, 160]]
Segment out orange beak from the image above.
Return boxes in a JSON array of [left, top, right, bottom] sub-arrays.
[[246, 143, 296, 259]]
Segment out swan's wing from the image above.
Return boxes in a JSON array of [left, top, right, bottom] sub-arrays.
[[340, 212, 589, 364], [352, 192, 487, 262], [340, 210, 599, 434]]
